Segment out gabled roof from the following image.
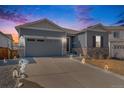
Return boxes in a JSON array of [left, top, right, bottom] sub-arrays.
[[61, 28, 79, 35], [105, 26, 124, 31], [15, 18, 78, 35], [87, 24, 124, 32], [86, 23, 108, 32], [6, 34, 13, 40], [78, 23, 110, 34], [16, 19, 64, 32], [0, 31, 13, 40]]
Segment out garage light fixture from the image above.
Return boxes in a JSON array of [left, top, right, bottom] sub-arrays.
[[62, 37, 67, 43]]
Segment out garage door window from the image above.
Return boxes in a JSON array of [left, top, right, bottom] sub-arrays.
[[113, 45, 124, 49], [37, 39, 45, 42], [27, 38, 35, 41]]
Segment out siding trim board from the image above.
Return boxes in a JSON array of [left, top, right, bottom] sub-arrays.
[[21, 27, 64, 33], [19, 28, 66, 38]]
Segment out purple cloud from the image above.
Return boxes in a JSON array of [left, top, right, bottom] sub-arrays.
[[74, 5, 96, 27], [0, 6, 28, 23]]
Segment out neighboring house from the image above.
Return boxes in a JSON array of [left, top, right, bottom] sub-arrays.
[[13, 43, 19, 50], [0, 32, 12, 49], [15, 18, 124, 59], [105, 26, 124, 59], [15, 19, 78, 57], [12, 43, 19, 58], [0, 32, 13, 59]]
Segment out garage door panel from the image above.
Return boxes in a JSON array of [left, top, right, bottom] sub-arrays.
[[25, 39, 62, 57], [110, 42, 124, 59]]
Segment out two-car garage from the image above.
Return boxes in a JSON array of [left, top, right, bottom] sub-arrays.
[[25, 36, 63, 57]]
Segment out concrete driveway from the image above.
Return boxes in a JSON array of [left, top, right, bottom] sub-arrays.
[[25, 57, 124, 88]]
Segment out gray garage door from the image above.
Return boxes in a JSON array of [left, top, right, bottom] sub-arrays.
[[25, 38, 62, 57], [110, 41, 124, 59]]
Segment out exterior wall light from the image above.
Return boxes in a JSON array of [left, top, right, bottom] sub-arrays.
[[61, 37, 67, 43]]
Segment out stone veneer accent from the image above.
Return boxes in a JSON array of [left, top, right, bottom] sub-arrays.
[[87, 48, 109, 59], [72, 48, 109, 59]]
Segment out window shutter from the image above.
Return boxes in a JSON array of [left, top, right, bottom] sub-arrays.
[[101, 36, 103, 48], [93, 36, 96, 48]]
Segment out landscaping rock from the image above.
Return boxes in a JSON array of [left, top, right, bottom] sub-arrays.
[[0, 66, 16, 88]]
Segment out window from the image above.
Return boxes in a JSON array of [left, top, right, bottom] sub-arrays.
[[37, 39, 45, 42], [96, 36, 101, 48], [27, 38, 35, 41], [93, 35, 103, 48], [113, 32, 119, 38]]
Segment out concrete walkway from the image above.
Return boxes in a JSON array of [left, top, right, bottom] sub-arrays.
[[25, 57, 124, 88]]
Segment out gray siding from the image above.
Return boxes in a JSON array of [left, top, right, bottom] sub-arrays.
[[19, 28, 65, 37], [0, 34, 12, 49], [109, 31, 124, 41], [87, 31, 109, 48], [73, 30, 109, 48], [71, 32, 87, 55], [86, 31, 109, 58], [72, 32, 87, 48], [71, 30, 109, 56]]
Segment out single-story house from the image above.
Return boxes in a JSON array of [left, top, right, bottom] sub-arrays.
[[0, 32, 13, 59], [15, 18, 124, 59], [16, 19, 110, 58], [15, 19, 78, 57]]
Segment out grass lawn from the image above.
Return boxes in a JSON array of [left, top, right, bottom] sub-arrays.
[[86, 59, 124, 76]]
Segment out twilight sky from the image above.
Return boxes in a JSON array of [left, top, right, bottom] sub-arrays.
[[0, 5, 124, 43]]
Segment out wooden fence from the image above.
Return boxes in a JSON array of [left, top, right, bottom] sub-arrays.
[[0, 47, 18, 60]]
